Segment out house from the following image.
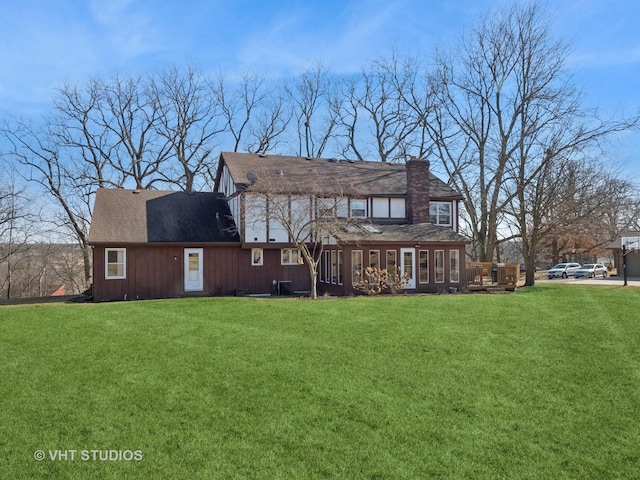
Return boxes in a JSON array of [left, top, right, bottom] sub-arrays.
[[608, 233, 640, 277], [88, 152, 469, 301]]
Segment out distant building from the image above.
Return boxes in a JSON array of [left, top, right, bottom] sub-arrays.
[[608, 233, 640, 277]]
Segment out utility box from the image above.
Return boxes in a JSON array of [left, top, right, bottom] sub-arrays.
[[277, 281, 292, 296]]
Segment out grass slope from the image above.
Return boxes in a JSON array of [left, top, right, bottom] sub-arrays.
[[1, 285, 639, 479]]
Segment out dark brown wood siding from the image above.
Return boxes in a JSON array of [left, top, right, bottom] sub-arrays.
[[92, 245, 311, 301]]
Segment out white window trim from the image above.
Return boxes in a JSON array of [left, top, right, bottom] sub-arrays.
[[400, 248, 416, 289], [281, 248, 302, 266], [352, 250, 363, 285], [251, 248, 263, 266], [105, 248, 126, 280], [450, 250, 460, 283], [350, 199, 367, 218], [430, 201, 452, 226], [435, 249, 445, 283], [369, 250, 380, 270], [331, 250, 337, 284], [419, 250, 430, 284]]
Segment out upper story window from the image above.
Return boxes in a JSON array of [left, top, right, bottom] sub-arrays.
[[105, 248, 126, 280], [430, 202, 452, 226], [317, 198, 335, 218], [350, 199, 367, 218]]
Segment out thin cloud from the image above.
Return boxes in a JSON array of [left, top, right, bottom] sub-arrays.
[[88, 0, 163, 59]]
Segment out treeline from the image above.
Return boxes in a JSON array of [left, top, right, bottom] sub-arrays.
[[0, 243, 85, 299], [1, 1, 639, 294]]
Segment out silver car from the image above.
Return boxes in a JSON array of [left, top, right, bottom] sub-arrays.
[[547, 262, 581, 279], [574, 264, 608, 278]]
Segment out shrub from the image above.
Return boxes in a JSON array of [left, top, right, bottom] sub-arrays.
[[353, 266, 410, 295]]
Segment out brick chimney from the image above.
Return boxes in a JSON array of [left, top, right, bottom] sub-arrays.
[[406, 156, 430, 224]]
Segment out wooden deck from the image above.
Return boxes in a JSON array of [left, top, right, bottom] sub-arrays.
[[465, 263, 519, 292]]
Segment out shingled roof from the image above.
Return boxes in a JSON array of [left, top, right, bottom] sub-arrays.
[[88, 189, 239, 244], [217, 152, 462, 199], [334, 221, 469, 244]]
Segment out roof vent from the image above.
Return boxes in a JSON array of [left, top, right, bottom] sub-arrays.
[[329, 158, 340, 163], [276, 169, 284, 176], [132, 190, 140, 194], [247, 172, 259, 184]]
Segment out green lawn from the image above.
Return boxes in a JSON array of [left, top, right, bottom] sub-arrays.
[[1, 285, 639, 479]]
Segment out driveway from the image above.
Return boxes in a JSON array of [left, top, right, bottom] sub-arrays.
[[535, 276, 640, 287]]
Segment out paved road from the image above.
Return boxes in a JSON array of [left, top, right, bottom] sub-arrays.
[[535, 276, 640, 287]]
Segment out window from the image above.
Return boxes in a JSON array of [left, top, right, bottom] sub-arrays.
[[317, 198, 335, 218], [352, 250, 363, 285], [430, 202, 452, 226], [390, 198, 406, 218], [450, 250, 460, 283], [325, 251, 330, 282], [435, 250, 445, 283], [369, 250, 379, 270], [251, 248, 263, 266], [105, 248, 126, 279], [336, 198, 348, 218], [372, 198, 389, 218], [419, 250, 429, 284], [350, 199, 367, 218], [281, 248, 302, 265], [337, 251, 343, 285], [331, 250, 337, 284], [386, 250, 397, 283]]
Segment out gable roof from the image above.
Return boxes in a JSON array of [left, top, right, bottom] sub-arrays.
[[218, 152, 462, 199], [88, 188, 239, 244]]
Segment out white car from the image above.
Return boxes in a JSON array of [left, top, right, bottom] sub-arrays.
[[573, 264, 608, 278], [547, 262, 581, 279]]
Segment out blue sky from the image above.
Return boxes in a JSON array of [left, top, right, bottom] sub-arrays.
[[1, 0, 639, 178]]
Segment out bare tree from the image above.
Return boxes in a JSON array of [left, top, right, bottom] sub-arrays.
[[52, 79, 121, 189], [338, 53, 421, 162], [151, 65, 225, 191], [99, 73, 171, 189], [241, 171, 350, 299], [424, 2, 639, 285], [212, 72, 289, 155], [1, 120, 93, 287], [0, 177, 38, 298], [286, 64, 342, 158]]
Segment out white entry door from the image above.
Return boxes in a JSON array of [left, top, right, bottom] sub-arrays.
[[400, 248, 416, 289], [184, 248, 204, 291]]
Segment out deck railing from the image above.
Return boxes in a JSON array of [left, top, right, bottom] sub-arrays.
[[465, 263, 519, 291]]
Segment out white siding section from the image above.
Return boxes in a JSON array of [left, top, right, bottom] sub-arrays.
[[390, 198, 406, 218], [219, 165, 241, 229], [291, 196, 312, 242], [268, 195, 289, 243], [336, 197, 348, 218], [244, 194, 267, 243]]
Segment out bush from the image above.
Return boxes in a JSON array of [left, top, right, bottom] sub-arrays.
[[353, 266, 410, 295]]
